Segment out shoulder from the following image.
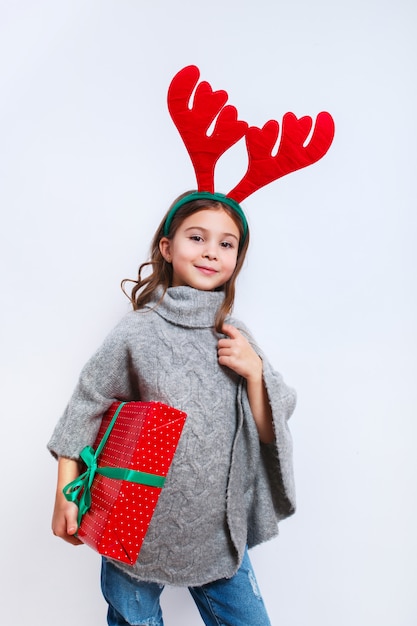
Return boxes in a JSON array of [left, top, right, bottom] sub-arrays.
[[101, 308, 160, 345]]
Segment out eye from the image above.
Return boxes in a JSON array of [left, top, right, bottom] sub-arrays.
[[189, 235, 203, 242], [220, 241, 234, 249]]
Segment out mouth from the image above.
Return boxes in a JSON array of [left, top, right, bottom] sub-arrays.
[[195, 265, 218, 276]]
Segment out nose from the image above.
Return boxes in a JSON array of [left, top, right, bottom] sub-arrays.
[[202, 244, 217, 261]]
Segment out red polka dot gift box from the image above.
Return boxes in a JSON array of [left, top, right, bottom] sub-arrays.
[[63, 401, 187, 565]]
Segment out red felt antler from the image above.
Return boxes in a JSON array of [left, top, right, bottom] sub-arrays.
[[228, 112, 336, 203], [167, 65, 248, 193], [168, 65, 335, 202]]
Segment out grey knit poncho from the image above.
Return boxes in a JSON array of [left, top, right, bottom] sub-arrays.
[[48, 286, 296, 586]]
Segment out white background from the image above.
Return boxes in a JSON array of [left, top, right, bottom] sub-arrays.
[[1, 1, 416, 624]]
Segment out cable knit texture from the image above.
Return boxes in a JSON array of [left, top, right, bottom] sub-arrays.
[[48, 286, 296, 586]]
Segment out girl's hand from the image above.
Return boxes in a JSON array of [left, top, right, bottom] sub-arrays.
[[52, 457, 83, 546], [218, 323, 275, 443], [217, 323, 262, 382], [52, 492, 82, 545]]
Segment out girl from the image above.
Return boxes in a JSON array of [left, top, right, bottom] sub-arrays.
[[49, 191, 296, 626]]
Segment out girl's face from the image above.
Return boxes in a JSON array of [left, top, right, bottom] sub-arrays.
[[159, 208, 240, 291]]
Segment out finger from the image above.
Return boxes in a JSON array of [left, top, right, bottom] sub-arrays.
[[66, 535, 83, 546], [218, 354, 233, 367], [52, 522, 82, 545], [221, 323, 240, 339], [218, 349, 233, 359], [217, 338, 232, 349], [66, 504, 79, 536], [64, 511, 83, 545]]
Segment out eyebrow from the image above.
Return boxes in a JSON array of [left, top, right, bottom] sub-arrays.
[[184, 226, 239, 241]]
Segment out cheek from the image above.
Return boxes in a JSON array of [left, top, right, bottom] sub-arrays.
[[225, 254, 238, 275]]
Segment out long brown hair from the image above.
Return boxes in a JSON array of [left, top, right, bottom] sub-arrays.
[[121, 191, 250, 332]]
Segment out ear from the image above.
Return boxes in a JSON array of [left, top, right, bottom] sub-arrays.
[[159, 237, 172, 263]]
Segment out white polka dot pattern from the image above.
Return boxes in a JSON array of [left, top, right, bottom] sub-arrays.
[[77, 401, 187, 565]]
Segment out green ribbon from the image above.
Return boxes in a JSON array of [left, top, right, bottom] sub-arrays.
[[63, 401, 166, 527]]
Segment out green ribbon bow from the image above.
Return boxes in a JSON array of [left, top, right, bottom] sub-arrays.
[[63, 401, 166, 527]]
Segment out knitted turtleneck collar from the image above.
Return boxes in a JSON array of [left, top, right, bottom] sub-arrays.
[[145, 286, 224, 329]]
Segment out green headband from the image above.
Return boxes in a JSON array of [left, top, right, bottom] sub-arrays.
[[163, 192, 248, 241]]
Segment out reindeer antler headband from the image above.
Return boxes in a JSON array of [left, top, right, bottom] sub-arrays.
[[164, 65, 335, 239]]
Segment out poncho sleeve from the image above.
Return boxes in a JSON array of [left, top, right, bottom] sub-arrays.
[[47, 314, 140, 460], [257, 356, 297, 520], [227, 317, 297, 542]]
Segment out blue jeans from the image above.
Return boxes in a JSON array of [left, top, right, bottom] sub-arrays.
[[101, 549, 271, 625]]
